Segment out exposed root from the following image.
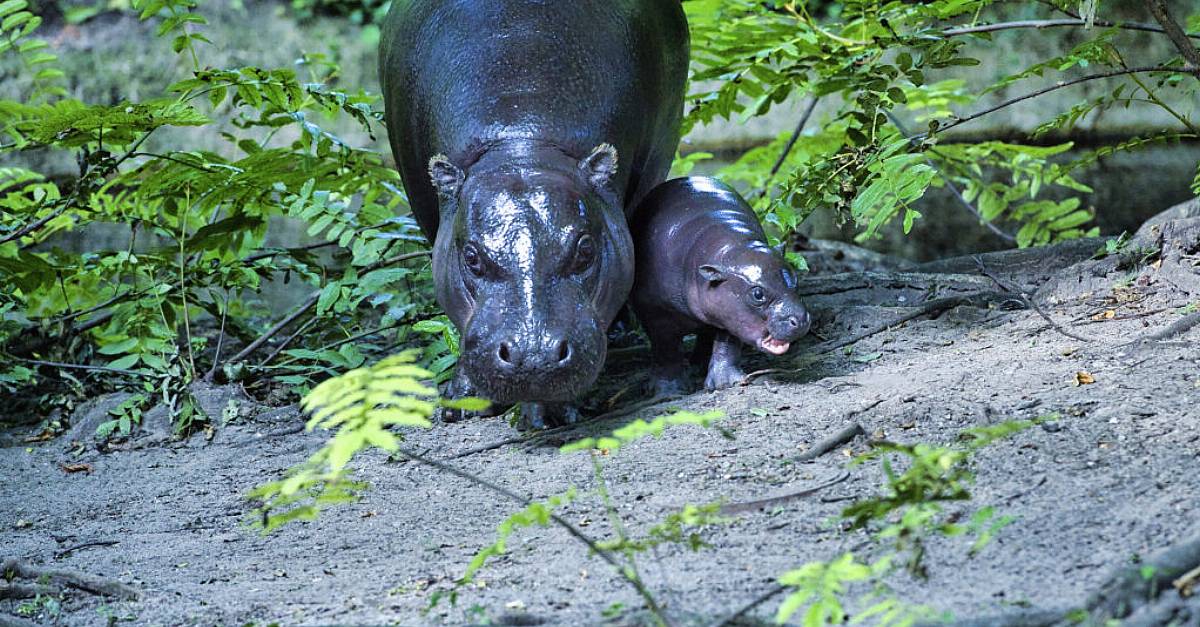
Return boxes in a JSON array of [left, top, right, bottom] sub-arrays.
[[1133, 310, 1200, 343], [0, 558, 139, 600], [795, 271, 998, 297]]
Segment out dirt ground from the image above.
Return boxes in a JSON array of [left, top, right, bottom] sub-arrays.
[[3, 202, 1200, 627]]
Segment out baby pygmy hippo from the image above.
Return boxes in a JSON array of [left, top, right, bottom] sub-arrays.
[[631, 177, 811, 395]]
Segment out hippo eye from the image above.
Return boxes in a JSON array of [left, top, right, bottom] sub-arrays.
[[569, 234, 597, 274], [749, 286, 767, 305], [462, 242, 485, 276]]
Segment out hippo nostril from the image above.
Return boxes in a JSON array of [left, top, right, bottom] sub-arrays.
[[556, 338, 571, 364], [785, 316, 799, 329], [497, 341, 514, 366]]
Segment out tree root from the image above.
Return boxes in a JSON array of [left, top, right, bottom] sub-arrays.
[[926, 533, 1200, 626], [0, 558, 139, 601], [795, 271, 1000, 298], [1135, 310, 1200, 343]]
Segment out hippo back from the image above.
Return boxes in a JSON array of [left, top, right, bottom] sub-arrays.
[[379, 0, 689, 240]]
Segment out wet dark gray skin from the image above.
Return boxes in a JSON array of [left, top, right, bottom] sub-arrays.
[[379, 0, 689, 428], [631, 177, 812, 396]]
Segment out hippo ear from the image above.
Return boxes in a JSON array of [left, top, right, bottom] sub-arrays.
[[698, 264, 728, 286], [579, 143, 618, 188], [428, 155, 464, 199]]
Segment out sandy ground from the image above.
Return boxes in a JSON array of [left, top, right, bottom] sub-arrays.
[[3, 205, 1200, 627]]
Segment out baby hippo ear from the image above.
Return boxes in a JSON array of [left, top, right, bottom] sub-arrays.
[[428, 155, 464, 199], [698, 264, 729, 285], [579, 143, 618, 189]]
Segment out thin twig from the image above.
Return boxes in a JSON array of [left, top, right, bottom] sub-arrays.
[[223, 291, 321, 367], [10, 357, 149, 378], [222, 250, 432, 367], [793, 423, 866, 463], [942, 18, 1200, 39], [257, 317, 319, 368], [54, 541, 119, 560], [0, 205, 70, 246], [885, 111, 1016, 243], [719, 471, 850, 515], [755, 97, 819, 201], [929, 66, 1199, 137], [205, 296, 229, 383], [395, 447, 673, 626], [973, 257, 1095, 342], [708, 584, 788, 627]]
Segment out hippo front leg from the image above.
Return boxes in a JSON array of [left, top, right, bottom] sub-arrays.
[[704, 331, 745, 390], [519, 402, 581, 431], [436, 367, 506, 423]]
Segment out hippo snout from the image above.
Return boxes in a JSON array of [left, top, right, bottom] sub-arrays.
[[495, 334, 573, 372], [462, 323, 604, 405], [769, 306, 811, 343]]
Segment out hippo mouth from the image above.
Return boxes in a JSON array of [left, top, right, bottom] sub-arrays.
[[757, 332, 790, 355]]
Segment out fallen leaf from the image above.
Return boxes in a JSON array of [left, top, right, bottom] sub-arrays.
[[60, 463, 93, 474], [749, 408, 769, 417], [23, 430, 54, 443], [851, 352, 883, 363], [505, 600, 526, 610], [1074, 371, 1096, 386]]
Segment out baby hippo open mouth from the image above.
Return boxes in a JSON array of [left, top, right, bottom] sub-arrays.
[[759, 333, 791, 355], [630, 177, 813, 395]]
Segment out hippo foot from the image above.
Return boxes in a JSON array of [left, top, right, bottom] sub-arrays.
[[435, 404, 505, 423], [518, 402, 581, 430], [650, 374, 690, 398], [704, 364, 746, 391], [436, 370, 504, 423]]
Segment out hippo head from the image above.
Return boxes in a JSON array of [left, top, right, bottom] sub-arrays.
[[695, 246, 811, 355], [427, 144, 633, 404]]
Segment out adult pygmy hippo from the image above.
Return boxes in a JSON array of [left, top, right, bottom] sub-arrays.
[[631, 177, 812, 395], [378, 0, 689, 428]]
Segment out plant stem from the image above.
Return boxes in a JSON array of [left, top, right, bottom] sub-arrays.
[[1126, 72, 1199, 134], [395, 446, 673, 626]]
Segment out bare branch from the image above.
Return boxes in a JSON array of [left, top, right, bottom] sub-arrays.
[[930, 66, 1198, 137], [943, 18, 1200, 39], [756, 97, 819, 201], [1142, 0, 1200, 70]]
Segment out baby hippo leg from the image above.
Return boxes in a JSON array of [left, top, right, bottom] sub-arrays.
[[704, 331, 745, 390]]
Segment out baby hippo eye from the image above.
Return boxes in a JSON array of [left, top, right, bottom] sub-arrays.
[[570, 234, 597, 274], [462, 242, 485, 276], [749, 286, 767, 304]]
